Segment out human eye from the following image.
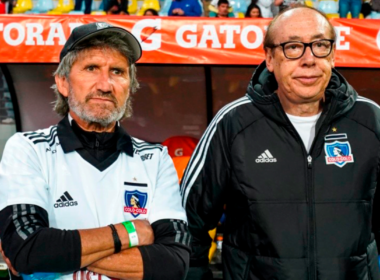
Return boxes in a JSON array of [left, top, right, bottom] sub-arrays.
[[112, 68, 124, 75], [313, 40, 330, 49], [86, 65, 97, 71], [284, 42, 303, 51]]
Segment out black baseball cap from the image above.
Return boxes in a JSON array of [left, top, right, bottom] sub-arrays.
[[60, 22, 142, 63]]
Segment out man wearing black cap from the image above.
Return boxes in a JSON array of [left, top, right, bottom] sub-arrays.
[[0, 22, 190, 280]]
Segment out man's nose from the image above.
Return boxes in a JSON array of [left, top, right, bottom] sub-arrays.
[[96, 70, 112, 92], [300, 46, 316, 66]]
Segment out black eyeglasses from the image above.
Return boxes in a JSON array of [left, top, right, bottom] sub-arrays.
[[268, 39, 335, 59]]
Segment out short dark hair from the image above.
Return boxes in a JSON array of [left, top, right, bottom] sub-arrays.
[[264, 5, 336, 50], [144, 8, 159, 15], [217, 0, 229, 6]]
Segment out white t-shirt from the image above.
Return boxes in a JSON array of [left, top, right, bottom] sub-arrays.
[[286, 112, 321, 153], [0, 122, 187, 280]]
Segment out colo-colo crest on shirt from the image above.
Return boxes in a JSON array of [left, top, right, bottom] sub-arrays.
[[324, 141, 354, 168], [124, 190, 148, 218]]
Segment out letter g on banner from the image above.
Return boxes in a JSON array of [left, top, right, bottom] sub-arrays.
[[174, 148, 183, 157], [132, 19, 162, 51]]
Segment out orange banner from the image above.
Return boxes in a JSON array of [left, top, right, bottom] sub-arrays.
[[0, 15, 380, 67]]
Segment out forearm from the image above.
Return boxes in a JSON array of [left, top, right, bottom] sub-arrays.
[[0, 205, 81, 273], [0, 205, 153, 273], [87, 248, 143, 280], [89, 219, 190, 280], [79, 224, 131, 267]]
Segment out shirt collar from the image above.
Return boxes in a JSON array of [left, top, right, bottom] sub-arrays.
[[57, 115, 134, 157]]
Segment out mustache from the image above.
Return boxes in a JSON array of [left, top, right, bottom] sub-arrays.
[[85, 91, 118, 105]]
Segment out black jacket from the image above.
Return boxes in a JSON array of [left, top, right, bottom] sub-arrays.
[[181, 62, 380, 280]]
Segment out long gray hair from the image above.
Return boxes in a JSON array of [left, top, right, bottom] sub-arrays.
[[52, 33, 140, 119]]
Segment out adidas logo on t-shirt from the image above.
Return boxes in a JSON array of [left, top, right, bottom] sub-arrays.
[[256, 149, 277, 163], [54, 191, 78, 208]]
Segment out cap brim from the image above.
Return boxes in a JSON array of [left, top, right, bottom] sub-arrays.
[[69, 27, 142, 63]]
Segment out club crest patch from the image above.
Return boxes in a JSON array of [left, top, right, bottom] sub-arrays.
[[324, 141, 354, 168], [96, 22, 111, 30], [124, 190, 148, 217]]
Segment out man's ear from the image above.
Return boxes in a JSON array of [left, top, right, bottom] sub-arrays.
[[265, 48, 274, 73], [330, 45, 336, 68], [55, 75, 69, 98]]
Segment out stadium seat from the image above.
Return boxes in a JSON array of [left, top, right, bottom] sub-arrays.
[[326, 13, 339, 18], [52, 0, 75, 13], [31, 0, 54, 13], [137, 0, 160, 15], [159, 0, 171, 15], [229, 0, 246, 17], [128, 0, 138, 14], [90, 10, 106, 14], [208, 228, 217, 261], [346, 12, 364, 18], [90, 0, 106, 14], [318, 0, 338, 14], [162, 136, 199, 158], [171, 156, 190, 183], [13, 0, 33, 13], [370, 11, 380, 18], [304, 0, 313, 7], [46, 10, 63, 13]]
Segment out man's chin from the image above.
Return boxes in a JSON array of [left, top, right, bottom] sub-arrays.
[[292, 87, 324, 102], [80, 112, 118, 126]]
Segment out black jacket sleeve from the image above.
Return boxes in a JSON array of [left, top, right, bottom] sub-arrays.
[[0, 204, 81, 274], [373, 169, 380, 253], [180, 117, 231, 280], [138, 219, 191, 280]]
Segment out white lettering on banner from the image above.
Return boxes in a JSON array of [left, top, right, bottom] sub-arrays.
[[176, 24, 197, 48], [25, 23, 44, 45], [198, 25, 222, 48], [45, 23, 66, 45], [376, 29, 380, 51], [132, 19, 161, 51], [176, 24, 264, 49], [240, 25, 263, 49], [0, 22, 69, 46], [3, 23, 25, 46], [335, 26, 350, 50], [220, 25, 240, 48]]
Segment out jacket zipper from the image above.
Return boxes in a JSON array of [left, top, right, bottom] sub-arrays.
[[275, 94, 338, 279], [307, 155, 316, 280], [282, 120, 327, 280], [279, 120, 318, 279], [269, 93, 337, 279]]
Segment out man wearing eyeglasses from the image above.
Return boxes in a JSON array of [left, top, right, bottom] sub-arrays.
[[182, 5, 380, 280]]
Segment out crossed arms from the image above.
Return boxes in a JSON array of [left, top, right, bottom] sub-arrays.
[[0, 204, 190, 280]]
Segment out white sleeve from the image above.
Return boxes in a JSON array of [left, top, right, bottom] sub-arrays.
[[148, 147, 188, 224], [0, 133, 49, 211]]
